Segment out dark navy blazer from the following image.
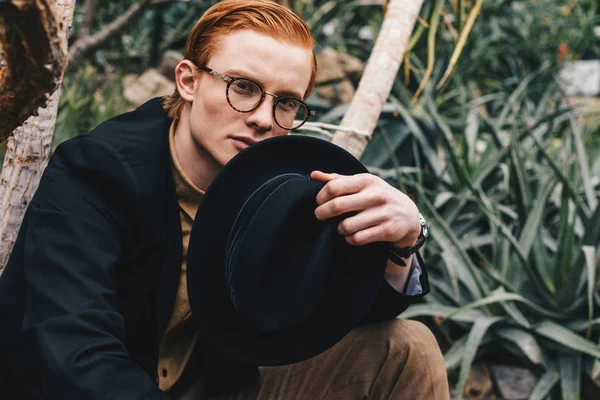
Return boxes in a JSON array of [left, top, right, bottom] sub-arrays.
[[0, 98, 428, 399]]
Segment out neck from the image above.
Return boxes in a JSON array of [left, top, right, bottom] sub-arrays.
[[173, 106, 221, 191]]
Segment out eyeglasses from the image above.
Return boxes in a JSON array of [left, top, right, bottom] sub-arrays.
[[195, 64, 315, 130]]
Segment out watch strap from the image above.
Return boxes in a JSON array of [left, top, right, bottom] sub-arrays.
[[387, 213, 428, 265]]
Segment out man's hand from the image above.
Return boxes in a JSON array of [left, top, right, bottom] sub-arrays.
[[311, 171, 421, 248], [311, 171, 421, 292]]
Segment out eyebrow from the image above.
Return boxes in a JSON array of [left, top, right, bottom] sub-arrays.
[[225, 68, 305, 99]]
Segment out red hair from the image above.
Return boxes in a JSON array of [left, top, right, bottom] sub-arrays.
[[162, 0, 317, 121]]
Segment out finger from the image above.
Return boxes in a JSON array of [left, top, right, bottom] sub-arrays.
[[336, 208, 388, 236], [314, 191, 381, 220], [344, 224, 394, 246], [310, 170, 346, 182], [314, 175, 370, 206]]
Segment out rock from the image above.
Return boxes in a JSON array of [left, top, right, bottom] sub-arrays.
[[463, 363, 495, 400], [123, 69, 174, 108], [316, 48, 347, 83], [159, 50, 183, 81], [315, 48, 365, 104], [337, 51, 364, 82], [567, 96, 600, 130], [490, 365, 537, 400], [559, 60, 600, 97], [315, 80, 356, 105]]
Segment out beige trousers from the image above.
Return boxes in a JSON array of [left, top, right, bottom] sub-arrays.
[[176, 319, 449, 399]]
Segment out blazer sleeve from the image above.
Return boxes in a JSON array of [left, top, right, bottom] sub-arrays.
[[19, 135, 168, 399], [359, 252, 430, 325]]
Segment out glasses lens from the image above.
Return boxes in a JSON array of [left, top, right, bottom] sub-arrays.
[[227, 78, 263, 111], [275, 98, 308, 130]]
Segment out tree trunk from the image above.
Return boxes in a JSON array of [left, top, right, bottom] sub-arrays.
[[331, 0, 424, 158], [0, 0, 75, 272], [0, 0, 69, 141]]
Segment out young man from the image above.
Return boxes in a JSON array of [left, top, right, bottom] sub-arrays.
[[0, 1, 449, 398]]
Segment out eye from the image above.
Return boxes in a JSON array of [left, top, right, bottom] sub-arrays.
[[277, 98, 301, 112], [231, 79, 260, 95]]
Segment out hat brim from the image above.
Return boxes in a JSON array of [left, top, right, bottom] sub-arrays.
[[187, 135, 388, 366]]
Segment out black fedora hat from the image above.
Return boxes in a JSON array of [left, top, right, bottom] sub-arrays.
[[187, 135, 389, 366]]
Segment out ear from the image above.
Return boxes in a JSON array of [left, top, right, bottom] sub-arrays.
[[175, 60, 198, 102]]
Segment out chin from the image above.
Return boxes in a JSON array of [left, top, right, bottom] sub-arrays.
[[218, 151, 238, 167]]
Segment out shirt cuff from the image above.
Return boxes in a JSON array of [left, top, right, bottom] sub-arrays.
[[402, 254, 424, 296]]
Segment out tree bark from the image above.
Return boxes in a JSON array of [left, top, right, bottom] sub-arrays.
[[331, 0, 424, 158], [0, 0, 75, 272], [0, 0, 68, 141]]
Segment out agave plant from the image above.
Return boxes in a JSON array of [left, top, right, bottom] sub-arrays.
[[305, 69, 598, 399], [299, 0, 600, 396]]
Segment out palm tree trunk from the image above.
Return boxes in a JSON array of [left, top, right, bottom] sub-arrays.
[[0, 0, 76, 272], [331, 0, 424, 158]]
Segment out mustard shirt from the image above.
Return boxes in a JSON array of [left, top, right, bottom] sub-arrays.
[[156, 122, 205, 391]]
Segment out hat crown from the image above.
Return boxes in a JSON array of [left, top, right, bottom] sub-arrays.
[[187, 135, 389, 366], [226, 173, 340, 334]]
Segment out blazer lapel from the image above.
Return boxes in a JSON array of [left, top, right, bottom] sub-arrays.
[[155, 137, 183, 340]]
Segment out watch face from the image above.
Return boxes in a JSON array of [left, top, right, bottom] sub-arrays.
[[419, 214, 428, 238]]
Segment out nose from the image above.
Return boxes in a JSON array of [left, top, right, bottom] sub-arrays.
[[245, 94, 275, 134]]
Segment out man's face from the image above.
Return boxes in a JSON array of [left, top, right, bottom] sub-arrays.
[[184, 29, 313, 169]]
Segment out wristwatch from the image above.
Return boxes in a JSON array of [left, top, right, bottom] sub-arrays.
[[388, 213, 428, 266]]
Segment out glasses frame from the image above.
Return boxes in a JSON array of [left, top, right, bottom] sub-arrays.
[[194, 64, 315, 130]]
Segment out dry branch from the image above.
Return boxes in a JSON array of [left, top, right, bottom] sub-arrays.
[[0, 0, 67, 142], [79, 0, 101, 38], [67, 0, 177, 71]]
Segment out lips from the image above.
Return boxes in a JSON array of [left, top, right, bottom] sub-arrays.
[[231, 136, 258, 146], [230, 136, 259, 151]]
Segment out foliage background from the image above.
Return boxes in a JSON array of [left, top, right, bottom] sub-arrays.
[[36, 0, 600, 398]]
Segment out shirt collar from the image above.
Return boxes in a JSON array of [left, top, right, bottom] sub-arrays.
[[169, 122, 205, 219]]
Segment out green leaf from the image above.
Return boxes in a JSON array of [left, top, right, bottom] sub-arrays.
[[510, 136, 533, 213], [447, 290, 566, 321], [569, 114, 598, 211], [465, 108, 479, 170], [518, 176, 557, 295], [584, 246, 597, 339], [555, 184, 576, 294], [390, 99, 445, 176], [412, 0, 444, 102], [454, 317, 503, 400], [528, 370, 559, 400], [519, 177, 554, 259], [559, 353, 581, 400], [437, 0, 483, 89], [427, 98, 474, 189], [418, 198, 486, 300], [534, 321, 600, 359], [584, 353, 600, 384], [593, 353, 600, 384], [444, 336, 468, 372], [566, 318, 600, 333], [361, 123, 410, 167], [400, 303, 486, 323], [495, 61, 550, 131], [530, 132, 592, 222], [440, 248, 463, 303], [560, 205, 600, 309], [495, 326, 542, 364]]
